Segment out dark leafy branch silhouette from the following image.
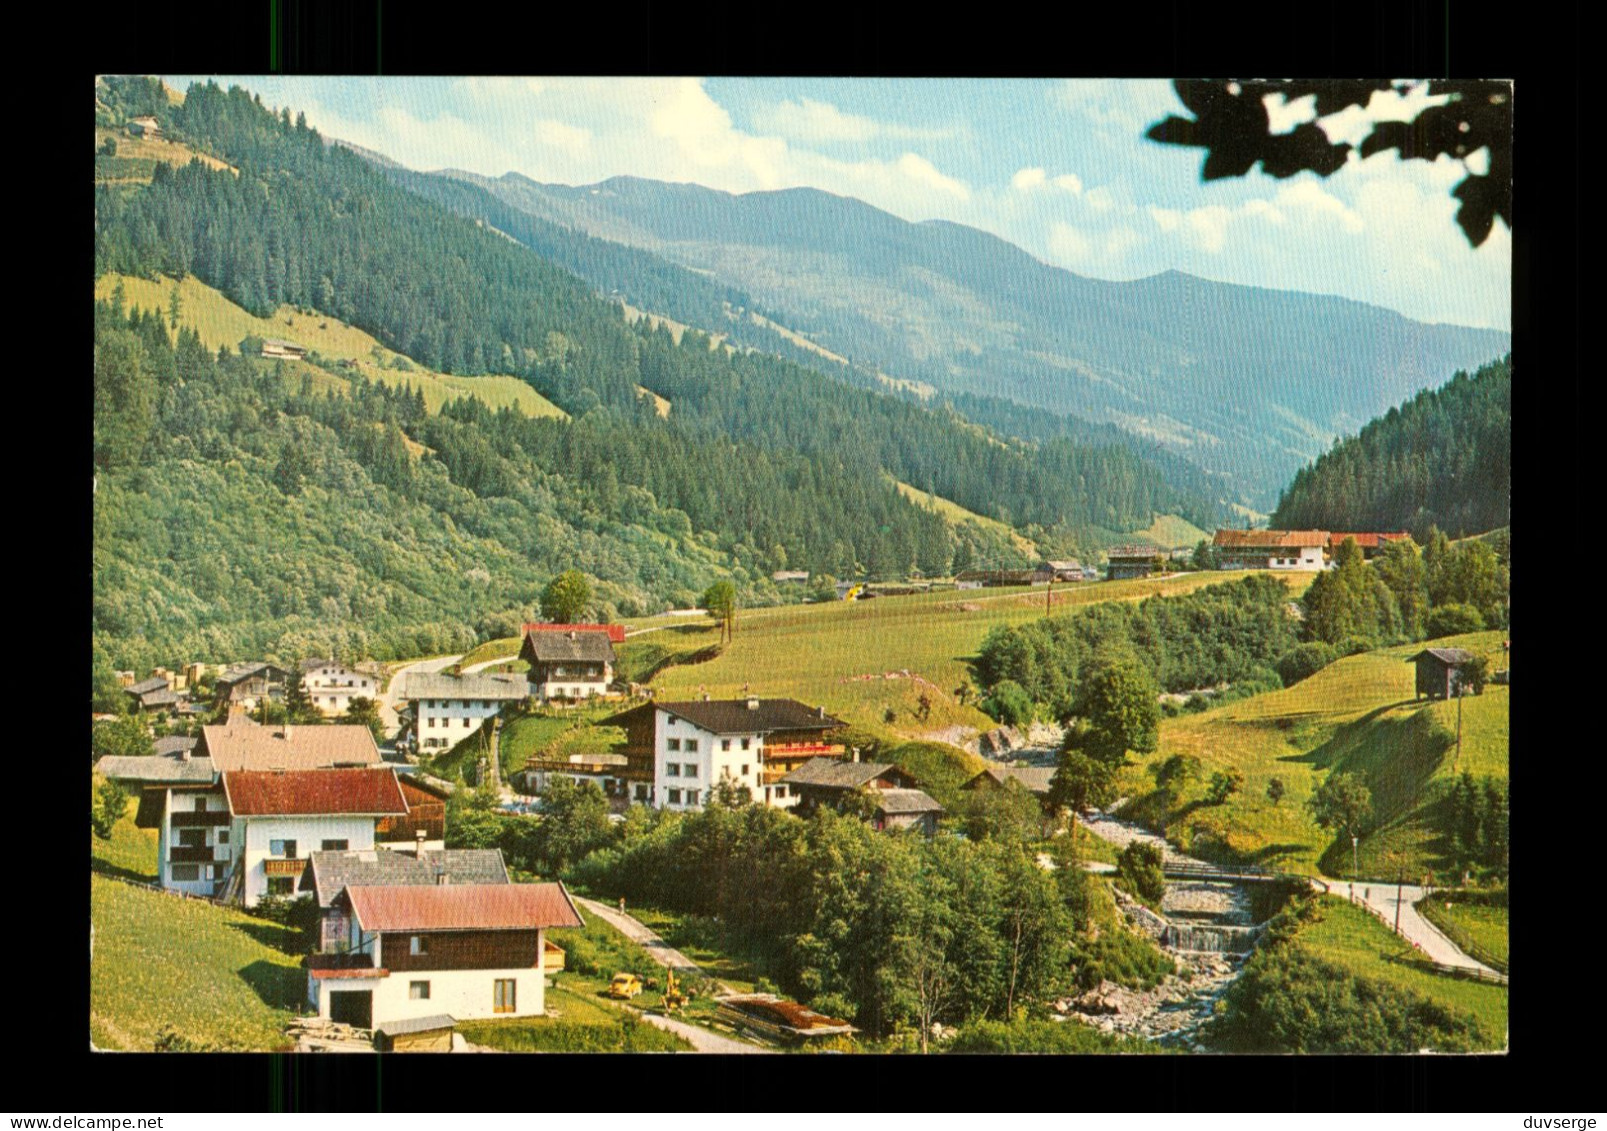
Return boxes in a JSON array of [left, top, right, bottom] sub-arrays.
[[1147, 79, 1511, 246]]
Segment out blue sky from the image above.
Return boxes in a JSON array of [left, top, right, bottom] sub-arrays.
[[169, 76, 1511, 331]]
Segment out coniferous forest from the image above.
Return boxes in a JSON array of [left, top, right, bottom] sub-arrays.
[[1270, 356, 1511, 539]]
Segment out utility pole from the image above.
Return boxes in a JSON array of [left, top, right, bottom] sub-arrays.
[[1456, 684, 1464, 770], [1045, 574, 1052, 617], [1395, 867, 1404, 935]]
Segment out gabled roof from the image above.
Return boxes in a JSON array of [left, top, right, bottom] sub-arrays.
[[780, 758, 907, 790], [132, 687, 179, 707], [1407, 648, 1477, 666], [98, 749, 215, 785], [655, 698, 846, 736], [153, 735, 199, 758], [520, 632, 617, 664], [522, 623, 628, 644], [1046, 560, 1084, 571], [875, 788, 945, 815], [1328, 532, 1412, 549], [967, 765, 1055, 795], [375, 1014, 456, 1037], [1212, 529, 1329, 549], [343, 882, 585, 932], [402, 672, 529, 701], [216, 661, 290, 687], [222, 767, 408, 817], [127, 677, 170, 695], [305, 848, 511, 908], [199, 718, 382, 771]]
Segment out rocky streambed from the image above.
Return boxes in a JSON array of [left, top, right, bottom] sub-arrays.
[[1053, 950, 1243, 1048]]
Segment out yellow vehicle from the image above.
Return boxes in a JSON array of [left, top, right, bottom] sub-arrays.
[[607, 973, 643, 999]]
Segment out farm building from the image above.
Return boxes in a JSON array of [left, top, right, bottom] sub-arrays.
[[1046, 560, 1086, 582], [260, 338, 307, 360], [518, 626, 620, 702], [771, 570, 811, 583], [127, 115, 162, 138], [1105, 545, 1163, 581], [1407, 648, 1479, 700], [1328, 531, 1413, 559], [955, 568, 1053, 588], [303, 846, 511, 953], [781, 757, 943, 836], [1212, 529, 1328, 571]]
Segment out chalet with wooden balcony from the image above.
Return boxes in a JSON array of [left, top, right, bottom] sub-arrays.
[[780, 757, 944, 836], [213, 662, 293, 711], [518, 625, 622, 703], [1105, 545, 1164, 581], [1211, 529, 1330, 571], [602, 696, 848, 810], [306, 882, 585, 1031], [302, 846, 511, 953], [299, 658, 379, 717]]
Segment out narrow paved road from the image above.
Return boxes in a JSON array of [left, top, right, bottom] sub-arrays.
[[573, 896, 772, 1054]]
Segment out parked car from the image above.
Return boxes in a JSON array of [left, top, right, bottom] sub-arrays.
[[607, 973, 643, 999]]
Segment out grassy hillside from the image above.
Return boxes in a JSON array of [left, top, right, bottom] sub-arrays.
[[95, 272, 567, 419], [1296, 897, 1507, 1044], [1124, 513, 1210, 550], [94, 126, 236, 184], [91, 871, 306, 1051], [893, 478, 1037, 557], [1119, 631, 1507, 877]]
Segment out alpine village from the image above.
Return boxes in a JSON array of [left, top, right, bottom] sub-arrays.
[[91, 77, 1512, 1056]]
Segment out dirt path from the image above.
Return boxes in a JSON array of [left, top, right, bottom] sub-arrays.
[[573, 897, 707, 977]]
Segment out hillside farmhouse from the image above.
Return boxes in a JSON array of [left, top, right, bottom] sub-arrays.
[[127, 115, 161, 138], [518, 625, 621, 702], [302, 847, 511, 952], [260, 338, 307, 360], [1212, 529, 1328, 571], [306, 881, 584, 1031], [1046, 560, 1086, 582], [214, 662, 293, 711], [781, 757, 943, 836], [604, 696, 848, 809], [955, 568, 1052, 589], [401, 671, 528, 751]]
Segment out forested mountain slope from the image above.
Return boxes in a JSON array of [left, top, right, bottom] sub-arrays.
[[1271, 356, 1511, 538], [449, 170, 1510, 506]]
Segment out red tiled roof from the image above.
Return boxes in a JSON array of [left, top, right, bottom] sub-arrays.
[[1328, 532, 1412, 549], [522, 623, 627, 644], [344, 882, 586, 932], [222, 768, 409, 816], [1213, 529, 1329, 549]]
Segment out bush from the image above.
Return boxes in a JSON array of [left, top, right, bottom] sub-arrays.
[[1275, 642, 1339, 687], [1116, 841, 1167, 906], [946, 1018, 1159, 1054], [980, 680, 1034, 726], [1336, 635, 1376, 657], [1426, 603, 1485, 637]]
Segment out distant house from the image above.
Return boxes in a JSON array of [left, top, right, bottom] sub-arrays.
[[772, 570, 811, 583], [305, 881, 585, 1031], [780, 757, 943, 836], [603, 697, 848, 810], [261, 338, 307, 360], [1045, 560, 1086, 582], [125, 675, 179, 713], [300, 659, 379, 717], [518, 626, 620, 702], [964, 764, 1056, 803], [1105, 545, 1163, 581], [127, 115, 161, 139], [1211, 530, 1328, 571], [1408, 648, 1478, 700], [400, 672, 528, 752], [1327, 532, 1413, 560], [214, 662, 293, 711], [954, 568, 1052, 588]]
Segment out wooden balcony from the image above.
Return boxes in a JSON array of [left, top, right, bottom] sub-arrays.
[[263, 858, 306, 877], [765, 743, 847, 758], [170, 845, 225, 864], [170, 810, 232, 827]]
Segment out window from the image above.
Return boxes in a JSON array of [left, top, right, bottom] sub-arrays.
[[776, 785, 788, 799], [667, 738, 681, 751], [667, 789, 682, 804], [741, 765, 749, 777], [494, 979, 517, 1014], [177, 828, 205, 848], [665, 762, 679, 777], [740, 738, 751, 751], [321, 839, 348, 851], [171, 864, 199, 881], [634, 784, 648, 801], [410, 936, 429, 956], [721, 739, 731, 751], [270, 839, 298, 858], [267, 876, 294, 895], [217, 829, 229, 844], [194, 796, 209, 811], [410, 981, 431, 1000], [685, 739, 699, 753]]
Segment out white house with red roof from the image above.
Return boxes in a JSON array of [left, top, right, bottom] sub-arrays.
[[306, 882, 585, 1031]]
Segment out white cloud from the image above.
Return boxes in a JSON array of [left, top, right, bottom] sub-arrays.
[[1053, 173, 1084, 195], [1011, 167, 1082, 196], [895, 153, 970, 201], [751, 97, 956, 144], [1012, 166, 1046, 190], [1263, 91, 1318, 134]]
